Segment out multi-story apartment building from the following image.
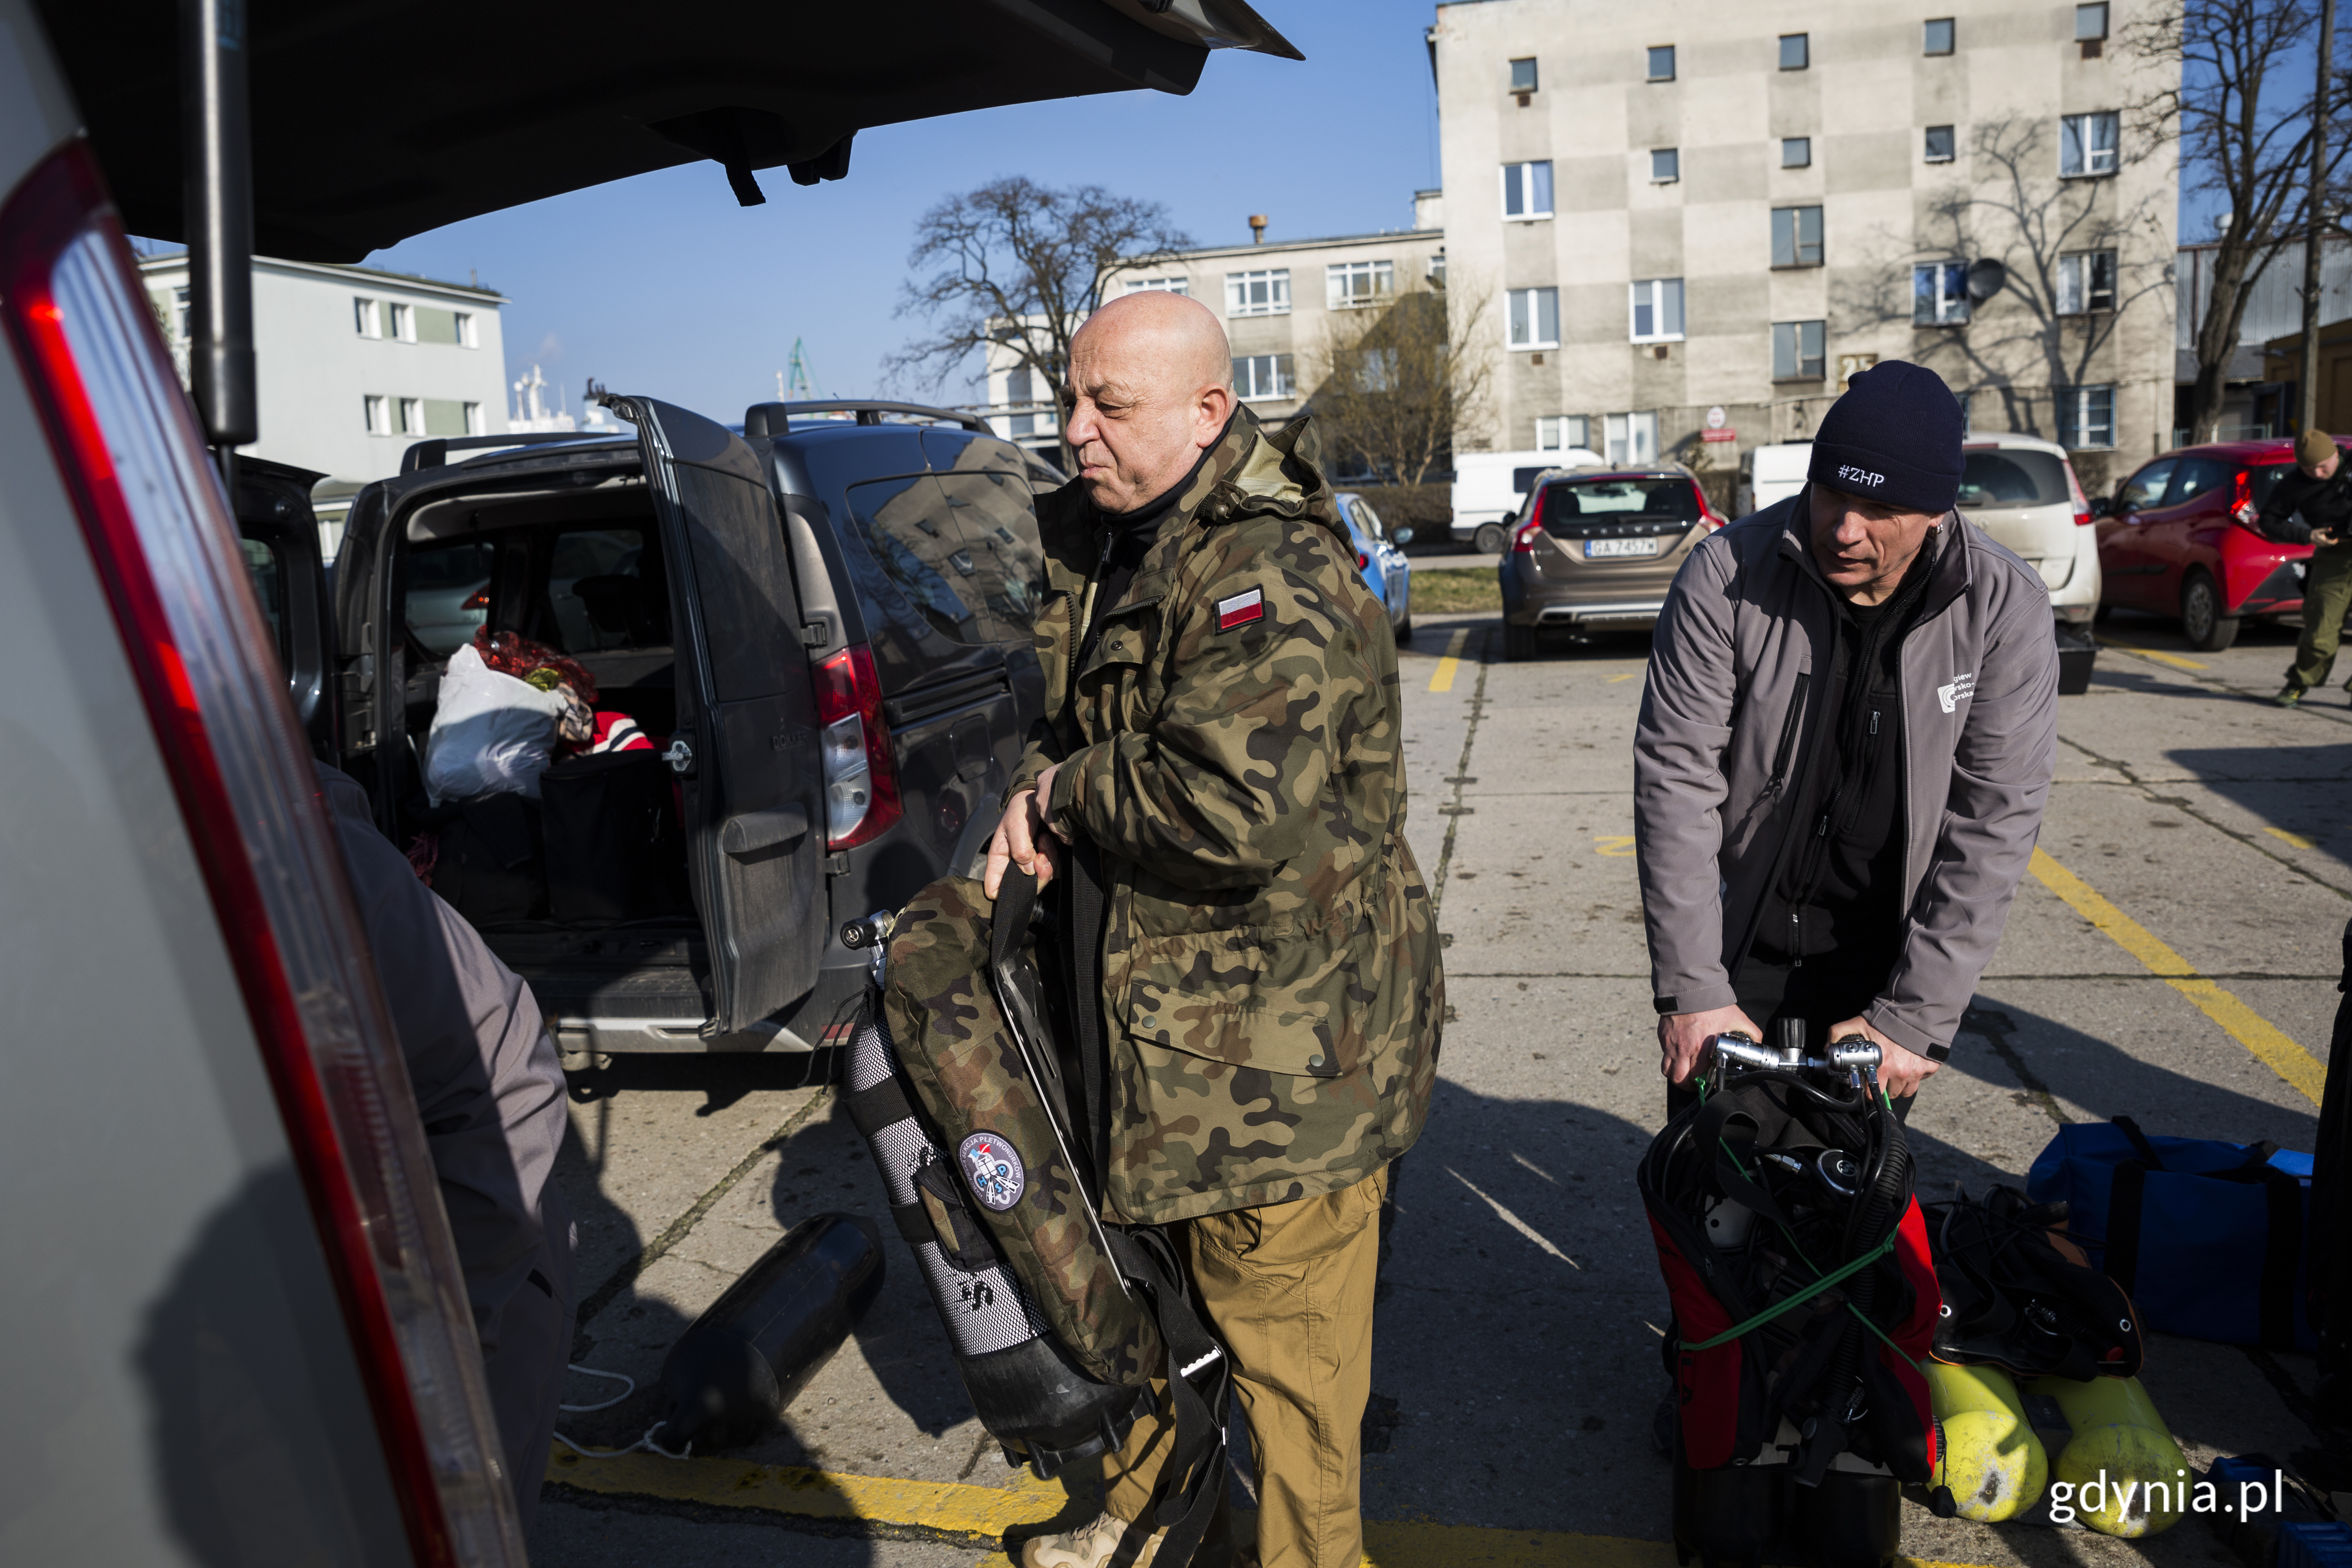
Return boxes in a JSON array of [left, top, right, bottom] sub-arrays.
[[1430, 0, 2176, 496], [982, 199, 1447, 466], [139, 254, 509, 541]]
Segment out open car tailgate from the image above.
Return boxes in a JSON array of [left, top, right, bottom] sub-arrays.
[[32, 0, 1300, 263]]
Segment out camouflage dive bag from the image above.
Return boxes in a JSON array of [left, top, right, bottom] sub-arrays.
[[855, 868, 1230, 1562]]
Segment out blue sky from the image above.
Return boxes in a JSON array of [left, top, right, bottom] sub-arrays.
[[358, 3, 1445, 424]]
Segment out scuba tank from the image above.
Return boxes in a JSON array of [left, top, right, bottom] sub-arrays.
[[850, 869, 1235, 1568], [1641, 1019, 1939, 1568], [1925, 1361, 2047, 1522], [843, 1010, 1153, 1475], [653, 1213, 884, 1451], [2027, 1374, 2190, 1538]]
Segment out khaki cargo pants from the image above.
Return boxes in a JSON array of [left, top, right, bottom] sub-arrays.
[[2288, 544, 2352, 693], [1103, 1165, 1389, 1568]]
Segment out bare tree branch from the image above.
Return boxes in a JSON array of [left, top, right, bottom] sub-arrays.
[[882, 177, 1190, 461], [1298, 275, 1495, 486], [2122, 0, 2352, 441]]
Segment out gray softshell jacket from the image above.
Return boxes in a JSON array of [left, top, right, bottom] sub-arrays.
[[1632, 488, 2059, 1057], [318, 763, 574, 1528]]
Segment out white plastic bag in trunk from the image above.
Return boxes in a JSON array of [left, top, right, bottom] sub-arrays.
[[425, 643, 568, 803]]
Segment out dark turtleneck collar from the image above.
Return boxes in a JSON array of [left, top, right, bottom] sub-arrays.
[[1092, 418, 1231, 540]]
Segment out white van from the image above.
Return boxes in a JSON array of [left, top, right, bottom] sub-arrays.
[[1453, 447, 1605, 552], [1737, 442, 1814, 519]]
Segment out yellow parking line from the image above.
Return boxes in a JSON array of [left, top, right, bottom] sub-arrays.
[[1429, 628, 1469, 692], [1607, 672, 1638, 684], [2267, 826, 2320, 849], [2102, 640, 2208, 672], [2028, 848, 2325, 1104], [546, 1451, 2004, 1568]]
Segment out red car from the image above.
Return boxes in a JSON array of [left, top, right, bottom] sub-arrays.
[[2095, 439, 2326, 651]]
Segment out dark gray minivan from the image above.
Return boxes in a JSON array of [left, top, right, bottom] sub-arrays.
[[251, 402, 1058, 1062]]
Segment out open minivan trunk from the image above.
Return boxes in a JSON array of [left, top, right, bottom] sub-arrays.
[[331, 402, 828, 1050]]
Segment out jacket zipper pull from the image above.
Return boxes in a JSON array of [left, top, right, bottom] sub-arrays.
[[1869, 710, 1880, 736], [1816, 814, 1830, 838]]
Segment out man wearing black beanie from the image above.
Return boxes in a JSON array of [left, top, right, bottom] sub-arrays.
[[1634, 361, 2059, 1110]]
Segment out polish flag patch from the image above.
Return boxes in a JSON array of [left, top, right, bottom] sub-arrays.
[[1216, 588, 1265, 631]]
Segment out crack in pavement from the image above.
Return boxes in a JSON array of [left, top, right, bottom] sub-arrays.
[[571, 1085, 838, 1358], [1429, 626, 1494, 919], [2055, 733, 2352, 903]]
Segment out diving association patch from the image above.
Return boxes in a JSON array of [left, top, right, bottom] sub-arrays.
[[957, 1131, 1027, 1212]]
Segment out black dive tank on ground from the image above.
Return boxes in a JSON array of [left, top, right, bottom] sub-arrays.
[[845, 1016, 1151, 1476], [653, 1212, 884, 1450]]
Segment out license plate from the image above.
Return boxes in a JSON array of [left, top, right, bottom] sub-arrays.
[[1585, 537, 1661, 559]]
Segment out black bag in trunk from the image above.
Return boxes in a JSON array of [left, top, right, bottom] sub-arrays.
[[430, 792, 546, 928], [539, 751, 688, 926]]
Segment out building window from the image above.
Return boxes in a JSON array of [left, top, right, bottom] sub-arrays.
[[2058, 249, 2119, 313], [2076, 3, 2109, 40], [1780, 33, 1809, 70], [2060, 112, 2120, 177], [1429, 250, 1447, 288], [1121, 276, 1190, 295], [1629, 278, 1685, 343], [1233, 353, 1296, 401], [388, 303, 414, 341], [1510, 57, 1539, 93], [1782, 138, 1811, 169], [1914, 262, 1971, 325], [170, 286, 191, 339], [1925, 17, 1955, 55], [454, 310, 477, 348], [2059, 384, 2115, 449], [1508, 287, 1560, 349], [1536, 415, 1590, 451], [1225, 269, 1290, 317], [398, 397, 422, 435], [354, 297, 380, 337], [464, 401, 485, 436], [1772, 320, 1827, 381], [1327, 259, 1396, 309], [363, 394, 389, 434], [1648, 44, 1675, 81], [1605, 411, 1659, 465], [1503, 160, 1555, 219], [1651, 148, 1680, 183], [1925, 125, 1956, 162], [1771, 205, 1824, 268]]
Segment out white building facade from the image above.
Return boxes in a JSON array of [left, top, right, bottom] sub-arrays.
[[139, 254, 510, 534], [1430, 0, 2178, 496], [980, 205, 1448, 465]]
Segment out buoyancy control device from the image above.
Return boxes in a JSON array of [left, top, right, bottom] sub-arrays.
[[1638, 1021, 1940, 1568], [847, 868, 1234, 1568]]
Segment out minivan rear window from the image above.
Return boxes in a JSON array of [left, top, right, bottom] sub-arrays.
[[1955, 448, 2069, 508]]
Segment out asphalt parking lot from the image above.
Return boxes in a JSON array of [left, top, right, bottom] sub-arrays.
[[530, 605, 2346, 1568]]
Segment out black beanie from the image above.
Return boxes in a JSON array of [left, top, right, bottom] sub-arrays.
[[1805, 360, 1964, 514]]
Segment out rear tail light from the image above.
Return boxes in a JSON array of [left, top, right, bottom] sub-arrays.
[[813, 642, 903, 849], [1512, 487, 1545, 552], [1356, 549, 1371, 570], [2228, 467, 2263, 535], [2065, 458, 2095, 528], [1, 143, 525, 1565]]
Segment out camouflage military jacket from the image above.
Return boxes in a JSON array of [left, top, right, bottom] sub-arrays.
[[1010, 409, 1441, 1225]]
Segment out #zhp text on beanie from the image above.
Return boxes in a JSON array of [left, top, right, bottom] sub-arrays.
[[1805, 360, 1966, 515]]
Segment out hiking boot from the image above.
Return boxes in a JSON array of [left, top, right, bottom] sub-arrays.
[[1021, 1511, 1166, 1568], [2275, 686, 2304, 708]]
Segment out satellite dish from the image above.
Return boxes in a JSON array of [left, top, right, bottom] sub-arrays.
[[1964, 259, 2007, 303]]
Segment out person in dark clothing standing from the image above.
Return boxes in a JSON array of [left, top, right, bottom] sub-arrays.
[[2236, 428, 2352, 708], [1634, 361, 2058, 1114]]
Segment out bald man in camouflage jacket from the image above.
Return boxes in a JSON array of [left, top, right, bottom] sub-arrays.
[[985, 290, 1441, 1568]]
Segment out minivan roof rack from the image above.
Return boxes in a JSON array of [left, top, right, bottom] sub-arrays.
[[399, 432, 626, 475], [743, 400, 992, 438]]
